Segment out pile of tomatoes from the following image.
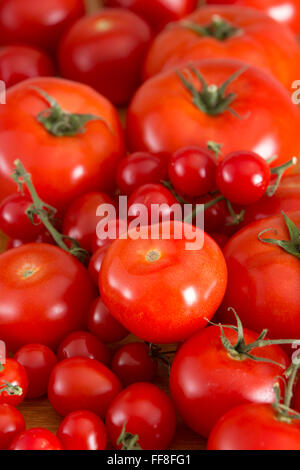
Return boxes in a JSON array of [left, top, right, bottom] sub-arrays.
[[0, 0, 299, 452]]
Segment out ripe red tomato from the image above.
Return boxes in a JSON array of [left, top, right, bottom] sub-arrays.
[[57, 410, 107, 450], [127, 59, 300, 167], [0, 0, 85, 54], [91, 218, 128, 253], [106, 382, 177, 450], [59, 9, 152, 106], [88, 247, 109, 285], [88, 297, 129, 344], [219, 212, 300, 340], [48, 357, 122, 417], [14, 344, 57, 399], [111, 342, 158, 385], [100, 221, 227, 343], [207, 403, 300, 450], [10, 428, 62, 450], [144, 6, 300, 91], [105, 0, 198, 31], [0, 404, 25, 450], [0, 243, 96, 351], [57, 331, 110, 366], [0, 359, 28, 406], [0, 77, 125, 213]]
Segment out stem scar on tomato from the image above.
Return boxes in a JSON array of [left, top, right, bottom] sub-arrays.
[[18, 264, 40, 280], [145, 249, 161, 263]]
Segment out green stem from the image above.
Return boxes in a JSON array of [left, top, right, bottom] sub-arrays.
[[184, 194, 225, 224], [258, 212, 300, 260], [267, 157, 297, 197], [0, 381, 22, 396], [117, 423, 142, 451], [181, 15, 242, 41], [225, 200, 245, 226]]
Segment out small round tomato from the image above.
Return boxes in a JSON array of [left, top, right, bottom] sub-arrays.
[[100, 221, 227, 343], [10, 428, 62, 450], [0, 359, 28, 406], [59, 9, 152, 106], [88, 247, 109, 285], [57, 410, 107, 450], [57, 331, 110, 366], [14, 344, 57, 399], [91, 218, 128, 253], [111, 342, 158, 385], [216, 150, 271, 205], [0, 243, 96, 351], [48, 357, 122, 417], [0, 404, 25, 450], [106, 382, 177, 450], [88, 297, 129, 344]]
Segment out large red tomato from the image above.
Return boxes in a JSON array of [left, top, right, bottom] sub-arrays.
[[127, 59, 300, 168], [0, 243, 96, 351], [144, 6, 300, 91], [0, 77, 125, 213]]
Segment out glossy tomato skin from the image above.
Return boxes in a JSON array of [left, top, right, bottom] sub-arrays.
[[127, 59, 300, 168], [111, 342, 158, 385], [219, 212, 300, 339], [170, 325, 289, 438], [10, 428, 62, 450], [106, 382, 177, 450], [48, 357, 122, 417], [59, 9, 152, 106], [105, 0, 198, 31], [0, 0, 85, 54], [0, 359, 28, 406], [207, 403, 300, 450], [57, 410, 107, 450], [88, 247, 109, 285], [57, 331, 111, 366], [100, 221, 227, 343], [0, 243, 96, 351], [14, 344, 57, 399], [0, 404, 25, 450], [0, 77, 125, 213], [88, 297, 129, 344], [144, 6, 300, 90]]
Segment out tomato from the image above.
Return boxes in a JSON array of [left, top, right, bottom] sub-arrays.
[[59, 9, 152, 106], [57, 410, 107, 450], [127, 59, 300, 167], [144, 5, 300, 91], [106, 382, 177, 450], [10, 427, 62, 450], [0, 77, 125, 214], [63, 192, 115, 253], [0, 358, 28, 406], [88, 247, 110, 285], [57, 331, 110, 366], [0, 404, 25, 450], [88, 297, 129, 344], [0, 0, 85, 54], [100, 220, 227, 343], [219, 212, 300, 340], [105, 0, 198, 31], [111, 342, 158, 385], [207, 403, 300, 450], [48, 357, 122, 417], [0, 243, 96, 351], [205, 0, 300, 34], [91, 218, 128, 253], [14, 344, 57, 399]]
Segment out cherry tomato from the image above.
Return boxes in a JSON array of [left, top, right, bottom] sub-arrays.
[[48, 357, 122, 417], [0, 243, 96, 351], [14, 344, 57, 399], [106, 382, 177, 450], [10, 428, 62, 450], [117, 152, 169, 196], [88, 247, 110, 285], [100, 221, 227, 343], [111, 342, 158, 385], [0, 404, 25, 450], [0, 358, 28, 406], [57, 331, 110, 366], [196, 193, 228, 233], [0, 78, 125, 214], [88, 297, 129, 344], [207, 403, 300, 450], [57, 410, 107, 450], [91, 218, 128, 253], [59, 9, 152, 106], [0, 0, 85, 54]]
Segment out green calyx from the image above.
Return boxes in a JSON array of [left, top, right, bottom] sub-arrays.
[[0, 381, 23, 396], [177, 65, 248, 117], [117, 423, 142, 451], [258, 212, 300, 260], [273, 362, 300, 423], [181, 15, 242, 41]]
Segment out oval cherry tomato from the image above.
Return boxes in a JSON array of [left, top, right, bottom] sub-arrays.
[[0, 404, 25, 450], [106, 382, 177, 450], [111, 342, 158, 385], [14, 344, 57, 399], [88, 297, 129, 344], [0, 243, 96, 351], [57, 331, 110, 366], [88, 247, 110, 285], [0, 358, 28, 406], [57, 410, 107, 450], [10, 428, 62, 450], [48, 357, 122, 417], [59, 9, 152, 106]]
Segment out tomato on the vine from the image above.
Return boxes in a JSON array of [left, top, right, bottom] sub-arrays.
[[0, 359, 28, 406]]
